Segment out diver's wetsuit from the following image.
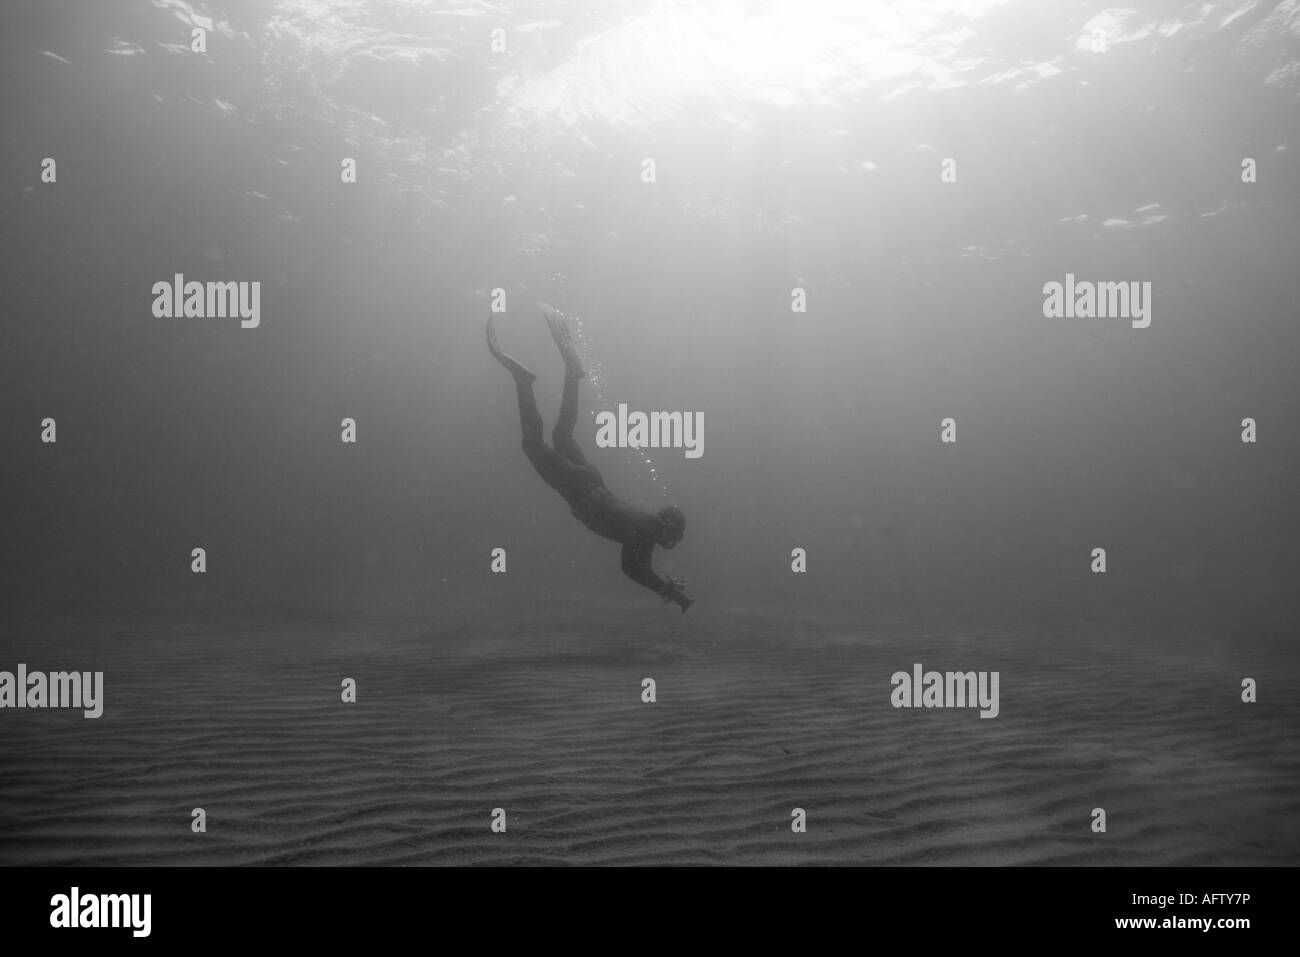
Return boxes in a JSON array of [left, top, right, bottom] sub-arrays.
[[512, 367, 672, 597]]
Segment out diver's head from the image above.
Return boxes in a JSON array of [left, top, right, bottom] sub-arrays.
[[655, 505, 686, 548]]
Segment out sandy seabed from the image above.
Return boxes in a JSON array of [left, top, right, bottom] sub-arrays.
[[1, 606, 1296, 866]]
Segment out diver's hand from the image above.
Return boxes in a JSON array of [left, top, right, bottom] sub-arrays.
[[658, 577, 686, 600], [660, 578, 692, 612]]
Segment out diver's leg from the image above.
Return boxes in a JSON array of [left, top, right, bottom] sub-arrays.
[[492, 308, 600, 500], [510, 378, 580, 495], [539, 303, 593, 464], [513, 377, 545, 449], [487, 315, 548, 450], [522, 426, 596, 500], [536, 374, 604, 495], [552, 368, 591, 466]]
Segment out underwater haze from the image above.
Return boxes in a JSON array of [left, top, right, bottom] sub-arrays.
[[1, 0, 1298, 866]]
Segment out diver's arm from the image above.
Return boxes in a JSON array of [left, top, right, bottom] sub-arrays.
[[620, 539, 667, 596], [620, 539, 693, 611]]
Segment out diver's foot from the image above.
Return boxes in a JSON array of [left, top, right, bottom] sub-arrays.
[[539, 302, 586, 380], [486, 315, 536, 383]]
